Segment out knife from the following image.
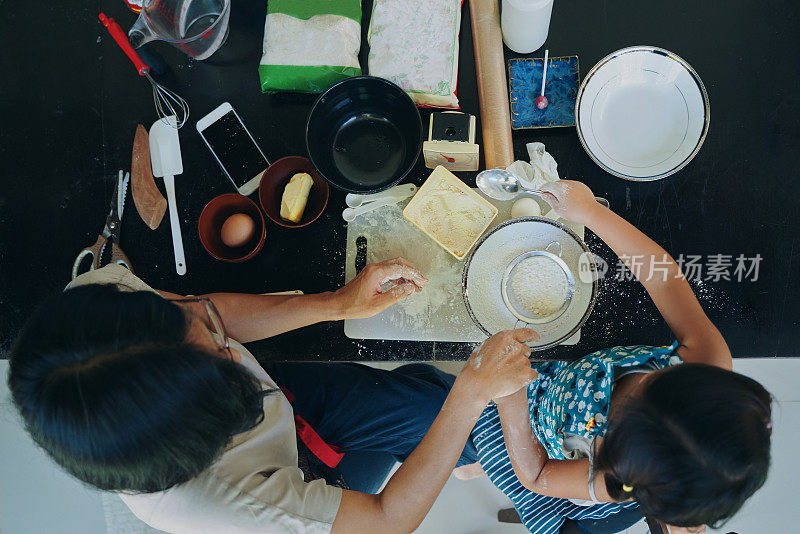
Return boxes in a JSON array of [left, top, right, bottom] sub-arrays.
[[131, 124, 167, 230]]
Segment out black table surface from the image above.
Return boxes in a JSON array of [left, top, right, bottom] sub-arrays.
[[1, 1, 798, 361]]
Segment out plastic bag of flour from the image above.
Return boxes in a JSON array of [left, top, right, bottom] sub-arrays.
[[259, 0, 362, 93], [368, 0, 463, 108]]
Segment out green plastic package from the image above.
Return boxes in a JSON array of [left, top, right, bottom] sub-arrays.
[[258, 0, 362, 93]]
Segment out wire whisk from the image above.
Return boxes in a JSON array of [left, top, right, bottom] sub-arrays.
[[99, 13, 190, 129], [145, 72, 190, 129]]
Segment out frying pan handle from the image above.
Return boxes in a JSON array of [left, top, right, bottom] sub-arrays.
[[98, 13, 149, 76]]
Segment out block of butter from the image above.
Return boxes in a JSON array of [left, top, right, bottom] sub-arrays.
[[280, 173, 314, 223]]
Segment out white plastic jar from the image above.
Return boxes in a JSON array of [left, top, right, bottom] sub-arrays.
[[501, 0, 554, 53]]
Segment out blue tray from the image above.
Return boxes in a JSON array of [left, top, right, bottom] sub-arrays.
[[509, 56, 580, 129]]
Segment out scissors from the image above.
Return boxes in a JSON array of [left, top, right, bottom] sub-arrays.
[[72, 170, 133, 279]]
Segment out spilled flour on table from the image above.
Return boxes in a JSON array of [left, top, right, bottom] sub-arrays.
[[583, 233, 736, 346]]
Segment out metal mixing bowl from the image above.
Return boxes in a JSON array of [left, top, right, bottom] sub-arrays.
[[462, 217, 598, 350]]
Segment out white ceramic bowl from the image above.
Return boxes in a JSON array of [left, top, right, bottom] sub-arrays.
[[576, 46, 710, 181]]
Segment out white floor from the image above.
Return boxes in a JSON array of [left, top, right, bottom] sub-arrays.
[[1, 358, 797, 534], [404, 359, 800, 534]]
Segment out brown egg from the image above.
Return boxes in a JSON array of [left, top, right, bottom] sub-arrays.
[[220, 213, 256, 248]]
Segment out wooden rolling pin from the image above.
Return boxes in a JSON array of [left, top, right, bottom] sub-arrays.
[[470, 0, 515, 169]]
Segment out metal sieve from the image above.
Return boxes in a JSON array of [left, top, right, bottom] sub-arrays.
[[501, 241, 575, 326]]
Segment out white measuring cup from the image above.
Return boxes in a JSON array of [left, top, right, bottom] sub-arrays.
[[128, 0, 231, 61]]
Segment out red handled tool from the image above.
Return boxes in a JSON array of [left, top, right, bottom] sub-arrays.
[[98, 13, 189, 128]]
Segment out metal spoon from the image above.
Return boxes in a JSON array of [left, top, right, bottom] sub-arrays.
[[476, 168, 610, 208]]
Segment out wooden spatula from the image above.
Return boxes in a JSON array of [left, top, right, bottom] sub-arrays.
[[131, 124, 167, 230]]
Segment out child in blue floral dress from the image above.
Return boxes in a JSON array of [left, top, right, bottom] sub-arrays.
[[459, 181, 773, 534]]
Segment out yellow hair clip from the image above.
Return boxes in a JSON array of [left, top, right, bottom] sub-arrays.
[[622, 484, 634, 493], [586, 416, 596, 432]]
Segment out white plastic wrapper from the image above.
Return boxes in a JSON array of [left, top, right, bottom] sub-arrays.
[[507, 142, 560, 190], [368, 0, 463, 108]]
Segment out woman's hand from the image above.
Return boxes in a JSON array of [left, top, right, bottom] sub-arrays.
[[539, 179, 605, 226], [331, 258, 429, 320], [333, 329, 537, 534], [459, 329, 539, 402]]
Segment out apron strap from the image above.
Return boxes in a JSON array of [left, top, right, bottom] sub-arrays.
[[281, 387, 344, 469]]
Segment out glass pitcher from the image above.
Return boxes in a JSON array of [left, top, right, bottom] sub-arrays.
[[128, 0, 231, 60]]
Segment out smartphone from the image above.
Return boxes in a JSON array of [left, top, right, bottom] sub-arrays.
[[196, 102, 270, 196]]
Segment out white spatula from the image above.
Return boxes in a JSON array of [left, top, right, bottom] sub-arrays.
[[149, 116, 187, 275]]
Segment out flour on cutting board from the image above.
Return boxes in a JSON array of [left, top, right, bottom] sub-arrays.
[[360, 203, 467, 333], [343, 191, 583, 343]]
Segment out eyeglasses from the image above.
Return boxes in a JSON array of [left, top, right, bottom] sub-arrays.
[[168, 297, 231, 359]]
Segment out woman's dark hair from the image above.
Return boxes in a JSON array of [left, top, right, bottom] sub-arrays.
[[8, 284, 267, 493], [595, 363, 772, 528]]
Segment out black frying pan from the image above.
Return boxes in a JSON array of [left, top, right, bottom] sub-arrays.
[[306, 76, 423, 194]]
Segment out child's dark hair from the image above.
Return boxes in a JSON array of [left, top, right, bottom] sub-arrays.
[[595, 363, 771, 528], [8, 284, 267, 493]]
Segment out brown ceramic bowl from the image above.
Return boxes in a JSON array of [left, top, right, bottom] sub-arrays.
[[258, 156, 330, 228], [198, 194, 266, 262]]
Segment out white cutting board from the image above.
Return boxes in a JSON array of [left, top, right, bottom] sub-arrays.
[[344, 190, 583, 343]]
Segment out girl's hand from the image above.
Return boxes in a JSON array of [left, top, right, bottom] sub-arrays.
[[540, 180, 604, 226]]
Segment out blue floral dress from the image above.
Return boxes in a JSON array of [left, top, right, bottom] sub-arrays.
[[471, 343, 683, 534]]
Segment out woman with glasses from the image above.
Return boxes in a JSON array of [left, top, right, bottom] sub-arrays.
[[8, 261, 536, 534]]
